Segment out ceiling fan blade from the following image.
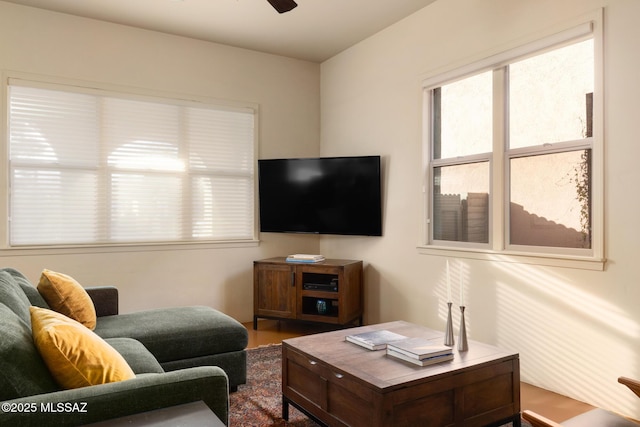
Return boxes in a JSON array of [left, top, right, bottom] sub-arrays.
[[266, 0, 298, 13]]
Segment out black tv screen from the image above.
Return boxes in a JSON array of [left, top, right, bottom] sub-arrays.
[[258, 156, 382, 236]]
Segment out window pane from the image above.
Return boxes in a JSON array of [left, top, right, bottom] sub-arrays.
[[9, 86, 99, 167], [105, 99, 183, 171], [510, 150, 591, 248], [188, 108, 254, 172], [110, 173, 182, 242], [434, 71, 493, 159], [433, 162, 489, 243], [11, 169, 98, 245], [192, 176, 254, 240], [509, 39, 594, 148]]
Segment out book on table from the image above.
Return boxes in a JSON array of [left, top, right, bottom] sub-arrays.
[[386, 349, 454, 366], [345, 330, 408, 350], [386, 337, 453, 360], [286, 254, 325, 263]]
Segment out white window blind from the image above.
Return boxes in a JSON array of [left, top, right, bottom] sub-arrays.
[[8, 81, 256, 247]]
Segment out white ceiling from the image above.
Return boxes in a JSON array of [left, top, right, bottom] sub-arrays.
[[2, 0, 438, 62]]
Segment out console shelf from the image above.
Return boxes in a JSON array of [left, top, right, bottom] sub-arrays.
[[253, 257, 363, 330]]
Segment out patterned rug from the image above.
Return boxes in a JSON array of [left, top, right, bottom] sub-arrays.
[[229, 344, 529, 427], [230, 344, 316, 427]]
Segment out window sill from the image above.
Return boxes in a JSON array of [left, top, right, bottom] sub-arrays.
[[417, 245, 605, 271], [0, 239, 259, 257]]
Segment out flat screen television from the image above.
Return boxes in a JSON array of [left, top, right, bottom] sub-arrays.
[[258, 155, 382, 236]]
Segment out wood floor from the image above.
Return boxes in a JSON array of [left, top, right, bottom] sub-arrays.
[[244, 319, 596, 424]]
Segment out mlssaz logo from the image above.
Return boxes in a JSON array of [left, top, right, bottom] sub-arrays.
[[40, 402, 88, 413]]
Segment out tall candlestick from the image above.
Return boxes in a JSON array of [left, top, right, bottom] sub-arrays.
[[458, 305, 468, 351], [444, 302, 454, 346], [459, 261, 464, 307], [446, 260, 451, 302]]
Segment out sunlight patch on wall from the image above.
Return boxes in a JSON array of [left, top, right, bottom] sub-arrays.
[[493, 259, 638, 338], [492, 260, 638, 417]]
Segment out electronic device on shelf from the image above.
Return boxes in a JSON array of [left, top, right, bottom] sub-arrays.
[[303, 282, 338, 292], [302, 274, 338, 292]]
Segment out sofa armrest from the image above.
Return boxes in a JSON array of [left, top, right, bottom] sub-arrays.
[[0, 366, 229, 426], [86, 286, 119, 317]]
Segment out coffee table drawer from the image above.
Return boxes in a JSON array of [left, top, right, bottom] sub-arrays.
[[285, 347, 376, 425], [327, 377, 375, 426], [286, 349, 329, 410]]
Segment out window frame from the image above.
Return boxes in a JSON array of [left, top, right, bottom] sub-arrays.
[[419, 13, 604, 271], [1, 73, 260, 253]]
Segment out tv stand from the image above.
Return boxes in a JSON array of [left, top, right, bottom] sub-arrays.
[[253, 257, 363, 330]]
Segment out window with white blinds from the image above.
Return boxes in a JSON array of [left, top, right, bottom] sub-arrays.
[[7, 80, 256, 247]]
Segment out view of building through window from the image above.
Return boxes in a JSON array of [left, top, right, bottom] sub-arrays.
[[432, 70, 492, 244]]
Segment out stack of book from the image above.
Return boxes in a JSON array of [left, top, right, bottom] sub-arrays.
[[285, 254, 325, 263], [386, 338, 454, 366], [345, 330, 408, 351]]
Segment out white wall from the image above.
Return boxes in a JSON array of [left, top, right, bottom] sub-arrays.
[[320, 0, 640, 420], [0, 2, 321, 320]]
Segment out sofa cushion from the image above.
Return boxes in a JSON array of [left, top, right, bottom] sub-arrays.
[[0, 270, 32, 326], [0, 303, 59, 400], [1, 267, 49, 308], [30, 306, 135, 389], [105, 337, 165, 374], [37, 269, 97, 330], [0, 267, 50, 309], [94, 306, 248, 364]]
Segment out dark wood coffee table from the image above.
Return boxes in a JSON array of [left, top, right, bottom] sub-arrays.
[[282, 321, 520, 427]]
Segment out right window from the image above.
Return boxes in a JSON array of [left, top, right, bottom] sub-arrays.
[[423, 21, 602, 265], [507, 39, 594, 250]]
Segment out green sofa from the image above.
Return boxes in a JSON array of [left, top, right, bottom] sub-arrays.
[[0, 268, 248, 426]]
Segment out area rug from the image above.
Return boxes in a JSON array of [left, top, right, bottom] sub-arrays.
[[230, 344, 317, 427], [230, 344, 529, 427]]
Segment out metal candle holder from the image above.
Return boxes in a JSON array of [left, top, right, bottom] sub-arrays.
[[458, 306, 468, 352], [444, 302, 454, 346]]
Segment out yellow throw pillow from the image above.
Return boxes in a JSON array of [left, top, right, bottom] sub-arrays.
[[37, 269, 97, 330], [30, 306, 135, 389]]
